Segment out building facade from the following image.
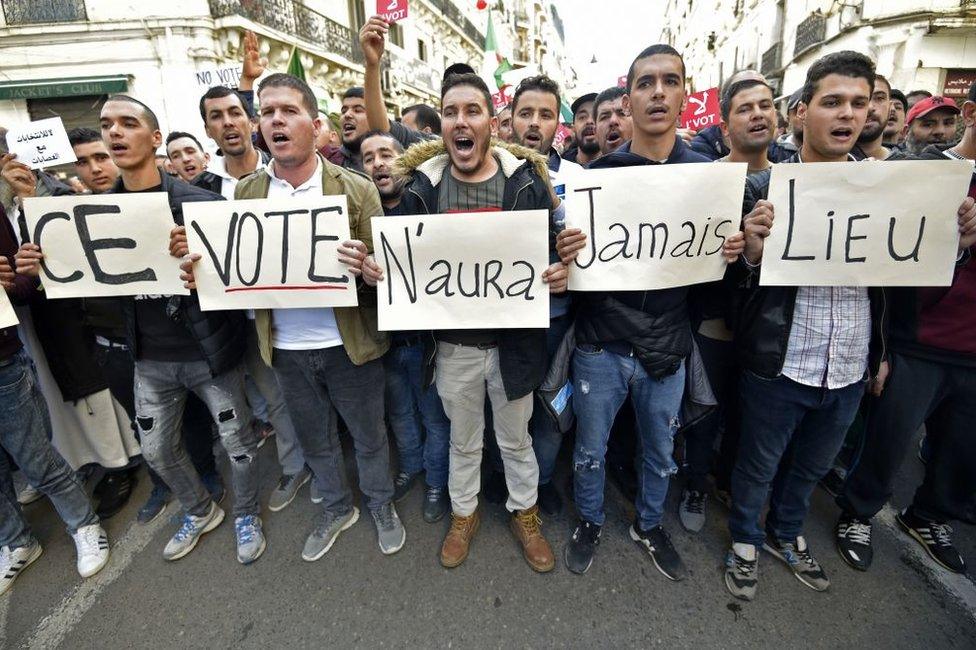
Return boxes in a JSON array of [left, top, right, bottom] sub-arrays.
[[0, 0, 574, 153], [660, 0, 976, 105]]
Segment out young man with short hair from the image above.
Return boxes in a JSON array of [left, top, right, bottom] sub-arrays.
[[101, 96, 262, 563], [593, 86, 633, 155], [557, 45, 744, 579], [183, 73, 405, 560], [69, 127, 119, 194], [339, 87, 371, 171], [884, 89, 908, 149], [165, 131, 209, 183], [496, 105, 514, 143], [835, 80, 976, 575], [856, 75, 896, 161], [362, 72, 567, 572], [361, 130, 452, 523], [402, 104, 441, 136], [904, 96, 960, 155]]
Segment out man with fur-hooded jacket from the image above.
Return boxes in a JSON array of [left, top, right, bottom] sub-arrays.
[[361, 72, 568, 573]]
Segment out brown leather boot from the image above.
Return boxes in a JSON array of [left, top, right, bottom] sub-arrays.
[[511, 505, 555, 572], [440, 510, 480, 568]]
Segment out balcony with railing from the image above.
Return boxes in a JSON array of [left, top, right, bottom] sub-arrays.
[[761, 42, 782, 76], [793, 11, 826, 58], [2, 0, 87, 24], [428, 0, 482, 46], [208, 0, 363, 65]]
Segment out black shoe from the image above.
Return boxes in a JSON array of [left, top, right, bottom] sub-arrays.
[[896, 508, 966, 574], [94, 471, 136, 519], [629, 522, 687, 581], [482, 470, 508, 505], [537, 481, 562, 516], [422, 486, 449, 523], [835, 512, 873, 571], [393, 471, 420, 502], [818, 468, 846, 498], [565, 519, 601, 574], [607, 461, 638, 502]]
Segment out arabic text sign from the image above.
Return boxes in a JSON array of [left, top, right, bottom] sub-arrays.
[[564, 164, 746, 291], [372, 211, 550, 330], [21, 193, 188, 298], [5, 117, 76, 170], [0, 290, 17, 329], [184, 195, 358, 311], [680, 87, 720, 130], [376, 0, 408, 22], [760, 160, 972, 287]]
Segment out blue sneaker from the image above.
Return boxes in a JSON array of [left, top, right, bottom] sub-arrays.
[[201, 472, 225, 505], [163, 502, 224, 561], [138, 485, 171, 524], [234, 515, 266, 565]]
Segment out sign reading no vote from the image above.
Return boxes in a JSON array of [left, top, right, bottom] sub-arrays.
[[21, 193, 188, 299], [564, 164, 747, 291], [183, 195, 358, 311], [371, 211, 551, 331], [760, 160, 973, 287]]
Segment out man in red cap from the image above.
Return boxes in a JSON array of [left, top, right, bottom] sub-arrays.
[[904, 95, 960, 154]]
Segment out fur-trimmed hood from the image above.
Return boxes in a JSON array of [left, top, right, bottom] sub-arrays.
[[393, 138, 553, 190]]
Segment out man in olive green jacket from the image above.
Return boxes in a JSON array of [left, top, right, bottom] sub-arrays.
[[180, 73, 402, 561]]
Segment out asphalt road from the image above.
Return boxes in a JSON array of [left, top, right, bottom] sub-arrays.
[[2, 430, 974, 649]]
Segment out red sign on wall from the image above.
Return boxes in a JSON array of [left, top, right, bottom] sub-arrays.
[[377, 0, 408, 23], [680, 87, 720, 130]]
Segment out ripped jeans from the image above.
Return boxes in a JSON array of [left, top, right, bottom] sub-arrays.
[[135, 359, 258, 518], [571, 345, 685, 530]]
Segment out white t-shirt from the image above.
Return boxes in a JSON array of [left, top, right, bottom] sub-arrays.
[[208, 154, 263, 200], [265, 159, 344, 350]]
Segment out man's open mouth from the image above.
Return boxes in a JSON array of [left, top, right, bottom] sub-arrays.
[[373, 171, 391, 184], [606, 130, 621, 144], [831, 127, 854, 139], [647, 105, 668, 117], [110, 143, 128, 153], [271, 132, 290, 144], [454, 136, 475, 152], [748, 123, 769, 135], [582, 125, 596, 138], [224, 131, 242, 145]]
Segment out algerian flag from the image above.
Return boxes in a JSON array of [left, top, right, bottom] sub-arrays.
[[483, 10, 512, 91], [286, 46, 306, 82], [559, 100, 573, 123]]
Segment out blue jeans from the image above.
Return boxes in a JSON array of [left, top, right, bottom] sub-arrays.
[[384, 341, 450, 488], [572, 345, 685, 529], [730, 371, 865, 547], [0, 350, 98, 548], [529, 314, 571, 486]]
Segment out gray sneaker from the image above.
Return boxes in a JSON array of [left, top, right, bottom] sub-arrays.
[[302, 507, 359, 562], [725, 544, 759, 601], [234, 515, 266, 565], [679, 489, 707, 533], [163, 502, 224, 561], [371, 503, 406, 555], [763, 534, 830, 591], [268, 469, 311, 512]]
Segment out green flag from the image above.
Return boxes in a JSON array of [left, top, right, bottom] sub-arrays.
[[484, 10, 512, 90], [286, 46, 306, 82]]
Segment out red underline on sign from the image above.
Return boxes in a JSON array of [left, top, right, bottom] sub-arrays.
[[224, 285, 348, 293]]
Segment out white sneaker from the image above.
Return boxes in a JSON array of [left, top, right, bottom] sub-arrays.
[[71, 524, 110, 578], [0, 541, 44, 596]]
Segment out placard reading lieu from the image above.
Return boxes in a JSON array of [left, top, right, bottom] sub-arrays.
[[0, 289, 17, 329], [183, 195, 358, 311], [371, 210, 551, 331], [5, 117, 76, 169], [760, 160, 972, 287], [564, 164, 746, 291], [21, 193, 189, 299]]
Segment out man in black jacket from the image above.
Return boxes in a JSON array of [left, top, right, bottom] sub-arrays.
[[100, 96, 260, 564], [362, 73, 567, 573], [556, 44, 744, 580]]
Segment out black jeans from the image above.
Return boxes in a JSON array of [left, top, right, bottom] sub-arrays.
[[839, 352, 976, 524], [93, 340, 217, 488], [682, 333, 740, 492]]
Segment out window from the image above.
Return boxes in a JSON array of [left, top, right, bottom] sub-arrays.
[[390, 23, 404, 47], [418, 39, 428, 62], [347, 0, 366, 31]]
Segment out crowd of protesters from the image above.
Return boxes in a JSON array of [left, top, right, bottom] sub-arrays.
[[1, 18, 974, 603]]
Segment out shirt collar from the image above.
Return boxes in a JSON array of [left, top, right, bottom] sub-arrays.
[[267, 157, 322, 192]]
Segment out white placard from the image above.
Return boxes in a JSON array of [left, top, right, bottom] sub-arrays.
[[193, 65, 244, 89], [0, 290, 17, 328], [564, 164, 746, 290], [760, 160, 972, 286], [21, 193, 189, 298], [372, 210, 551, 330], [5, 117, 77, 169], [184, 195, 358, 311]]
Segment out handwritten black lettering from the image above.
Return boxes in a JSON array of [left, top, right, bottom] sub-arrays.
[[32, 211, 83, 283], [308, 206, 347, 283], [235, 211, 262, 286], [845, 214, 869, 263], [782, 178, 815, 261], [888, 216, 925, 262]]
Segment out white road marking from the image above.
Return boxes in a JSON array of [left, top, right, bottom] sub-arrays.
[[876, 505, 976, 623], [21, 516, 169, 649]]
